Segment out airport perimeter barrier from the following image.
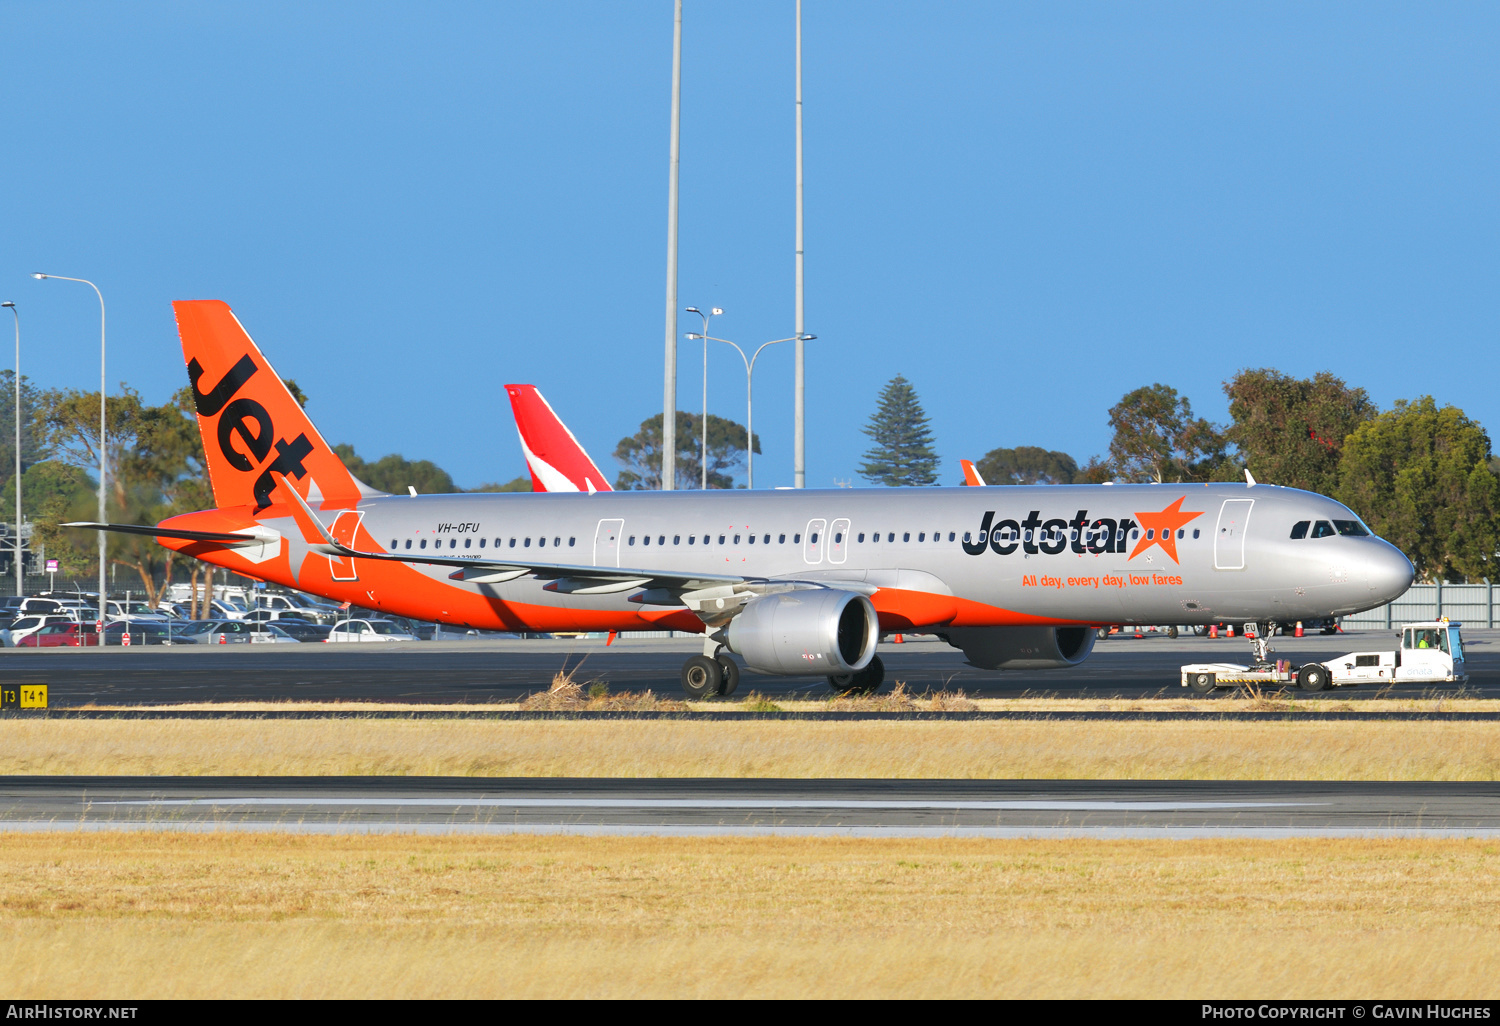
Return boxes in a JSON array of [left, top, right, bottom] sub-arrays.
[[1340, 583, 1499, 629]]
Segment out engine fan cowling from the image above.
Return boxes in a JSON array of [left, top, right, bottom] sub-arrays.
[[942, 626, 1096, 670], [724, 590, 879, 676]]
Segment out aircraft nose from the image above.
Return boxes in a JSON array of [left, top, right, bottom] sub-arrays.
[[1366, 543, 1415, 604]]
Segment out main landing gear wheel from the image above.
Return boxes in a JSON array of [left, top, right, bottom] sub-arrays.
[[828, 654, 885, 695], [716, 654, 741, 697], [1297, 663, 1328, 692], [680, 655, 723, 698], [1188, 672, 1216, 695]]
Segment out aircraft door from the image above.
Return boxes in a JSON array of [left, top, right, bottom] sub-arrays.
[[594, 519, 623, 567], [828, 519, 851, 564], [1213, 499, 1254, 571], [327, 510, 365, 581], [803, 519, 827, 565]]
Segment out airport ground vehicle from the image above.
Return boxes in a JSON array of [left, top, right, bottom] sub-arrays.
[[1180, 620, 1466, 693], [70, 299, 1416, 697], [327, 618, 420, 643]]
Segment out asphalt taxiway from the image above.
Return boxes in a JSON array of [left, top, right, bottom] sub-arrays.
[[0, 630, 1492, 706], [2, 777, 1496, 837]]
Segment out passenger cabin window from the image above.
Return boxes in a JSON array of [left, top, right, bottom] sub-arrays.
[[657, 536, 664, 546], [569, 537, 576, 546], [673, 536, 681, 545], [810, 533, 819, 544], [1290, 521, 1310, 539], [464, 538, 471, 549], [1311, 520, 1336, 539], [688, 536, 695, 545], [420, 539, 427, 549], [948, 532, 955, 541], [642, 536, 650, 546], [526, 538, 533, 547], [718, 535, 726, 545], [779, 534, 786, 544], [627, 536, 635, 545], [450, 539, 457, 548], [763, 534, 770, 544], [509, 538, 516, 547], [903, 532, 910, 542], [538, 537, 546, 547], [1192, 529, 1200, 539], [834, 532, 843, 543], [794, 534, 801, 544], [858, 533, 865, 543], [479, 538, 486, 548], [404, 539, 412, 549]]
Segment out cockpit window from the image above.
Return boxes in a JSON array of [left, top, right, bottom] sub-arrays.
[[1332, 520, 1369, 537], [1311, 520, 1336, 538], [1290, 521, 1310, 540]]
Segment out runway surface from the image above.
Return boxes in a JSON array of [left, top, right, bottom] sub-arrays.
[[1, 630, 1494, 706], [3, 777, 1497, 837]]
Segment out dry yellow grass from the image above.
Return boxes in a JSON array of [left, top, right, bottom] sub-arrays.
[[68, 690, 1500, 713], [3, 717, 1500, 778], [1, 832, 1497, 998]]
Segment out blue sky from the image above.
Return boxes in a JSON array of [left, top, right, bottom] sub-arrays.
[[2, 2, 1496, 489]]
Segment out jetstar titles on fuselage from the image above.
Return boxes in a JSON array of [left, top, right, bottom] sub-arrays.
[[961, 497, 1204, 563]]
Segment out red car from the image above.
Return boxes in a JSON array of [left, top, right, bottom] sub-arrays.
[[18, 622, 101, 647]]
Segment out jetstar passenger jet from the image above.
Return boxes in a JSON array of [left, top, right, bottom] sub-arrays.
[[71, 301, 1415, 697]]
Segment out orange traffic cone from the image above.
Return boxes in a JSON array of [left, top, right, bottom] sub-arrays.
[[1226, 625, 1235, 637], [893, 634, 904, 644], [1294, 621, 1304, 637], [1208, 624, 1217, 638]]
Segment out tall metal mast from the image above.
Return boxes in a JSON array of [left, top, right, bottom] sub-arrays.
[[793, 0, 806, 488], [662, 0, 684, 490]]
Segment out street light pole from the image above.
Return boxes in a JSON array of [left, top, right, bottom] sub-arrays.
[[684, 306, 722, 489], [662, 0, 683, 491], [794, 0, 806, 489], [1, 302, 18, 597], [685, 333, 814, 489], [32, 273, 105, 622]]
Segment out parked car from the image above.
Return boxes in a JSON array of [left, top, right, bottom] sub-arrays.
[[270, 619, 332, 643], [18, 622, 101, 647], [327, 618, 420, 643], [102, 620, 179, 646], [104, 600, 171, 622], [7, 614, 84, 644], [180, 620, 301, 644]]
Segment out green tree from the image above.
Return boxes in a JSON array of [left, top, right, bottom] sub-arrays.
[[1223, 369, 1375, 494], [858, 374, 939, 487], [334, 444, 457, 495], [613, 412, 760, 490], [975, 446, 1078, 485], [1104, 384, 1229, 483], [1336, 397, 1500, 582]]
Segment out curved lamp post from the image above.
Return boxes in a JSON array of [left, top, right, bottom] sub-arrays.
[[32, 273, 106, 622], [1, 302, 17, 597], [683, 332, 814, 489], [683, 306, 722, 489]]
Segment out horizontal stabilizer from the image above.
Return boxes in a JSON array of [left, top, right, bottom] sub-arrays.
[[64, 521, 259, 544]]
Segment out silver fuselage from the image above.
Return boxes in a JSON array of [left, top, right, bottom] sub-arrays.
[[264, 482, 1413, 628]]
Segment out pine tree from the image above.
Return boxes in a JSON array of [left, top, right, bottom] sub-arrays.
[[858, 374, 939, 486]]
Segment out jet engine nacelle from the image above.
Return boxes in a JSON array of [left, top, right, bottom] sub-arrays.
[[942, 625, 1097, 670], [724, 589, 879, 676]]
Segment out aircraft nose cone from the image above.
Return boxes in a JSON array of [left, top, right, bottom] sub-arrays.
[[1367, 543, 1415, 604]]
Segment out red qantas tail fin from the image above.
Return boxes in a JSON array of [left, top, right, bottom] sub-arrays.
[[173, 300, 379, 511], [504, 384, 612, 493]]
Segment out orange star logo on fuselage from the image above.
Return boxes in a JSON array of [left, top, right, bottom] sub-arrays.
[[1129, 497, 1203, 564]]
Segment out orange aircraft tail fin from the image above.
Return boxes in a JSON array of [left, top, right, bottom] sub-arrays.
[[960, 459, 987, 487], [173, 300, 379, 511]]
